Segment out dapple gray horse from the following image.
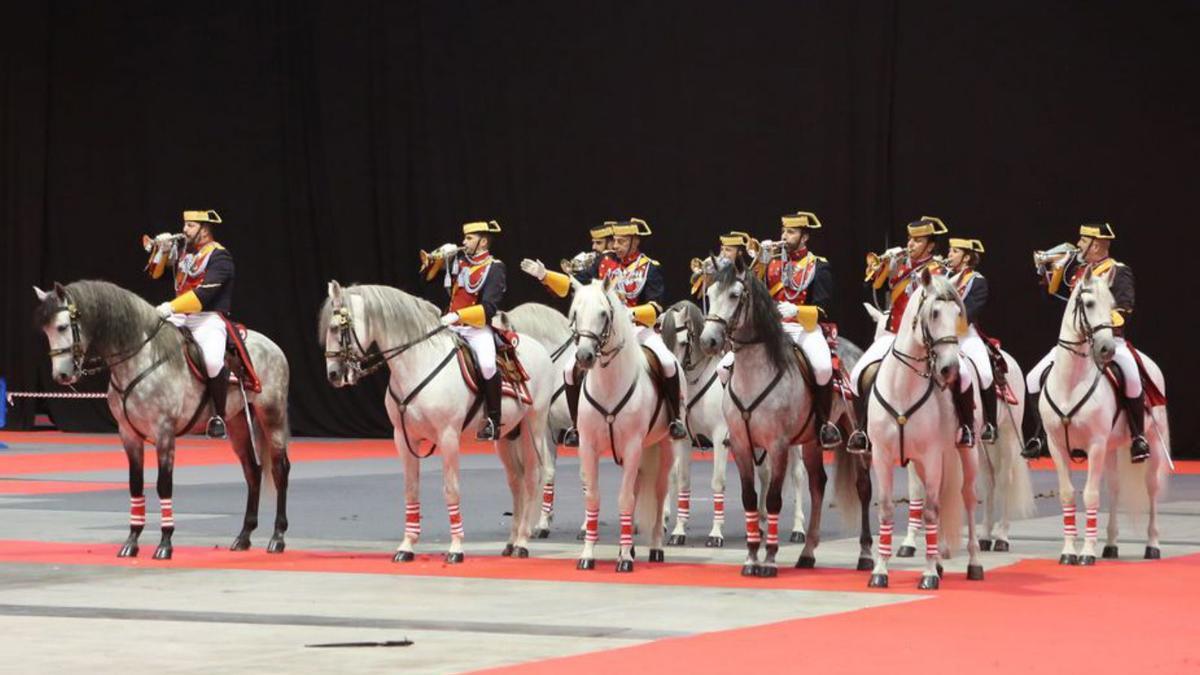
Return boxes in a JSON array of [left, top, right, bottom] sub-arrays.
[[35, 280, 291, 559]]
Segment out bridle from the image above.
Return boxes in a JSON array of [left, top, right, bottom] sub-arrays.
[[573, 291, 625, 368], [887, 290, 961, 383], [1056, 285, 1115, 361], [47, 293, 168, 378], [702, 280, 756, 352], [323, 303, 446, 378]]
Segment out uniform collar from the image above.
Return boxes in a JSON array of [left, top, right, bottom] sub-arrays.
[[464, 250, 492, 265], [620, 251, 644, 266], [788, 247, 809, 262]]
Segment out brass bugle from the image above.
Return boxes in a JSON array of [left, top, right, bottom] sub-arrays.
[[560, 250, 598, 274], [1032, 243, 1079, 272]]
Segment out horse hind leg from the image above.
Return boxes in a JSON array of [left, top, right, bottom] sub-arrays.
[[118, 428, 146, 558], [856, 455, 875, 571], [1103, 448, 1120, 560], [706, 425, 729, 548], [152, 430, 177, 560], [667, 442, 692, 546], [796, 445, 826, 568], [226, 410, 262, 551], [532, 428, 557, 539], [262, 406, 291, 554], [789, 445, 808, 543], [393, 430, 422, 562]]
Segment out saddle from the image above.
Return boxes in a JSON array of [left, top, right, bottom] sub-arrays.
[[978, 329, 1018, 405], [821, 322, 855, 400], [181, 317, 262, 393], [454, 328, 532, 404], [1101, 343, 1167, 408]]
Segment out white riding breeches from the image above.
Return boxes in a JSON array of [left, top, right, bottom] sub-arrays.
[[849, 332, 895, 397], [450, 324, 497, 379], [960, 326, 993, 391], [168, 311, 227, 378], [1026, 337, 1141, 398], [783, 323, 832, 386], [636, 325, 678, 378]]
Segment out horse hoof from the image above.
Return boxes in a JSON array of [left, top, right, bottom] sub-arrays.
[[229, 536, 251, 552], [1102, 545, 1119, 559], [1059, 554, 1078, 566], [576, 530, 587, 541], [741, 564, 759, 577], [117, 544, 139, 558], [868, 574, 889, 588], [757, 565, 778, 578], [649, 549, 665, 563], [705, 536, 725, 548], [577, 558, 595, 571], [629, 546, 636, 559], [501, 543, 515, 557], [153, 546, 172, 561], [978, 539, 992, 552], [393, 550, 414, 563], [897, 545, 916, 558], [444, 552, 465, 564], [936, 563, 944, 578], [667, 534, 686, 546], [857, 557, 874, 572], [795, 556, 816, 569], [1144, 546, 1161, 560], [532, 528, 550, 540], [967, 564, 984, 581], [918, 575, 940, 590], [615, 559, 634, 573], [1079, 555, 1097, 566], [992, 540, 1010, 553], [789, 531, 806, 544], [515, 546, 530, 559]]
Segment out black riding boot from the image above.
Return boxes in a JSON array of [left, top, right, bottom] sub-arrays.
[[846, 388, 871, 453], [980, 382, 999, 444], [1021, 390, 1047, 459], [1124, 393, 1150, 463], [561, 371, 583, 447], [205, 366, 229, 439], [662, 371, 688, 440], [815, 381, 842, 448], [476, 373, 503, 441], [951, 382, 976, 448]]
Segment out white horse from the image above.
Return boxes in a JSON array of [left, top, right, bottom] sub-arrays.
[[864, 270, 981, 590], [569, 277, 679, 572], [1037, 274, 1170, 564], [494, 302, 577, 538], [864, 304, 1035, 555], [321, 282, 555, 561], [698, 266, 833, 576]]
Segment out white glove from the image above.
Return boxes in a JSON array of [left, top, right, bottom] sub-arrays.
[[776, 302, 798, 320], [156, 302, 174, 319], [520, 258, 548, 280], [438, 243, 459, 258], [440, 312, 460, 326]]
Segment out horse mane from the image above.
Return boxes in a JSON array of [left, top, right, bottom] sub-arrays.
[[35, 280, 177, 358], [712, 263, 791, 374], [503, 302, 571, 345], [921, 274, 967, 319], [661, 300, 704, 354], [318, 284, 442, 348]]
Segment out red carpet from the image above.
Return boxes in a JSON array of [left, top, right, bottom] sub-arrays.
[[477, 553, 1200, 674]]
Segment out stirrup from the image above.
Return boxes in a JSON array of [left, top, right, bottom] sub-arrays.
[[476, 419, 500, 441], [668, 419, 688, 440], [1021, 436, 1044, 460], [1130, 436, 1150, 463], [818, 422, 843, 449], [980, 422, 998, 444], [206, 416, 227, 440], [562, 427, 580, 447], [846, 430, 870, 454], [956, 425, 975, 448]]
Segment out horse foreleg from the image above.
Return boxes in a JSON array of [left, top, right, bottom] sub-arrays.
[[788, 445, 807, 543], [979, 443, 998, 550], [759, 445, 787, 577], [495, 438, 524, 556], [439, 437, 465, 563], [917, 458, 943, 590], [869, 446, 895, 587], [898, 463, 923, 558], [577, 442, 601, 570], [533, 429, 557, 539], [614, 443, 644, 573], [152, 431, 177, 560], [796, 445, 826, 568], [118, 428, 145, 558], [1145, 445, 1162, 559], [1103, 446, 1120, 559], [731, 443, 762, 577], [227, 413, 261, 552], [667, 442, 692, 546], [649, 440, 674, 561], [1078, 443, 1106, 565], [707, 424, 729, 547], [960, 446, 983, 581], [394, 429, 421, 563]]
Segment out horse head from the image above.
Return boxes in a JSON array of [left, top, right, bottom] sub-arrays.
[[662, 301, 702, 370], [569, 276, 626, 370], [699, 264, 747, 355], [1070, 274, 1119, 368], [321, 279, 369, 387], [914, 269, 966, 388], [34, 282, 86, 385]]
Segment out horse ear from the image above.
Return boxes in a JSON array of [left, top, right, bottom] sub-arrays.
[[53, 282, 67, 300], [919, 267, 932, 288], [328, 280, 343, 302], [602, 274, 616, 293], [33, 285, 49, 301], [863, 302, 884, 323]]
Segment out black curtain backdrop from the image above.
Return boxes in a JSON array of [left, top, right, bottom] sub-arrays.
[[3, 2, 1197, 455]]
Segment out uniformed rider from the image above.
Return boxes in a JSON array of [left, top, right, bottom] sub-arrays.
[[154, 209, 235, 439], [947, 237, 999, 443], [1021, 223, 1148, 463]]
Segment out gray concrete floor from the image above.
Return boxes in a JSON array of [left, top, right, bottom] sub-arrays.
[[2, 435, 1198, 674]]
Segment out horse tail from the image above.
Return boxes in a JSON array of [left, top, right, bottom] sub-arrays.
[[832, 446, 861, 531], [939, 444, 966, 558], [635, 443, 665, 544], [1117, 406, 1171, 517]]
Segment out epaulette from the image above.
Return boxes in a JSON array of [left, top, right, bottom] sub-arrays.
[[814, 255, 828, 263]]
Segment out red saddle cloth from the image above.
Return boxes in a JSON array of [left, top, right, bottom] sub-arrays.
[[979, 332, 1019, 405], [455, 328, 532, 403], [822, 322, 856, 401], [1126, 341, 1167, 407], [182, 318, 262, 393]]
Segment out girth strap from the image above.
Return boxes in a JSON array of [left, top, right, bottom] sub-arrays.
[[386, 348, 466, 460], [871, 376, 937, 467]]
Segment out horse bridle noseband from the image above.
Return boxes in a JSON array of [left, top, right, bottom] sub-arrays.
[[703, 281, 756, 352], [1056, 286, 1115, 361], [888, 292, 961, 382]]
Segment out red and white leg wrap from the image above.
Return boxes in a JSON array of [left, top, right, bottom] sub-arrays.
[[541, 484, 554, 515], [908, 498, 924, 531], [404, 501, 421, 539], [619, 512, 634, 547], [925, 522, 939, 558], [766, 512, 779, 547], [676, 490, 691, 520], [713, 492, 725, 523], [160, 498, 174, 529], [1063, 504, 1077, 538], [130, 495, 146, 528], [447, 502, 464, 538], [585, 508, 599, 543], [1085, 506, 1098, 540], [745, 510, 762, 544], [879, 522, 893, 557]]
